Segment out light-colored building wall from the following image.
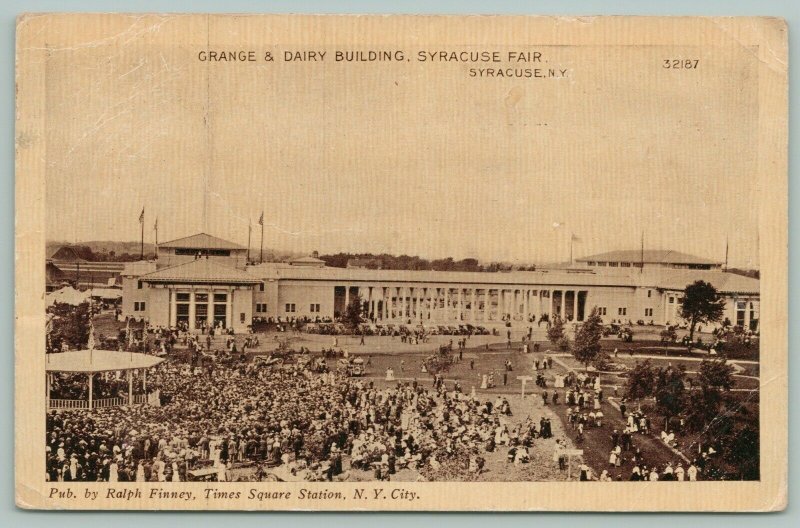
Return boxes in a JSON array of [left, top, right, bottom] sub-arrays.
[[276, 283, 335, 318], [231, 288, 253, 333], [148, 286, 170, 327], [121, 276, 149, 320], [156, 248, 247, 268]]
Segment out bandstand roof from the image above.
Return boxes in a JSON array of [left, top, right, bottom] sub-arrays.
[[45, 350, 164, 373]]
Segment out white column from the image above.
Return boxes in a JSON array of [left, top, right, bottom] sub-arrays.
[[457, 288, 463, 321], [573, 291, 579, 321], [88, 373, 93, 410], [549, 290, 554, 317], [471, 289, 477, 322], [344, 286, 350, 311], [128, 369, 133, 403], [207, 289, 213, 326], [559, 291, 565, 319], [524, 289, 530, 321], [226, 288, 233, 329], [484, 289, 491, 321], [189, 290, 196, 330], [444, 287, 450, 321], [169, 288, 177, 327], [744, 299, 752, 329]]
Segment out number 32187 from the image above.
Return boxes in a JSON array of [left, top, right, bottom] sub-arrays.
[[663, 59, 699, 69]]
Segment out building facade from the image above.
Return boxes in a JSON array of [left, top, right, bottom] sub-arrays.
[[122, 233, 760, 333]]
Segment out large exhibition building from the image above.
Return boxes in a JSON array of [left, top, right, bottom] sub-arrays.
[[120, 233, 760, 334]]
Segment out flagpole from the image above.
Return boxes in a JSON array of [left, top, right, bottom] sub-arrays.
[[570, 232, 574, 265], [724, 236, 729, 271], [140, 209, 145, 260], [260, 220, 264, 264], [247, 221, 252, 264], [154, 218, 158, 259], [640, 231, 644, 273]]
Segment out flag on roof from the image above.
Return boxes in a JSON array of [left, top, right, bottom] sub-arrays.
[[258, 212, 264, 226], [139, 207, 145, 224]]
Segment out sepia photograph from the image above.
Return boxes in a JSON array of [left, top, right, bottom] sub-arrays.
[[15, 14, 787, 511]]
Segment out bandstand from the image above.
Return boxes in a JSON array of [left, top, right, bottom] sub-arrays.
[[46, 349, 164, 410]]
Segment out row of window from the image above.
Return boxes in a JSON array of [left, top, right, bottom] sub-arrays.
[[175, 292, 228, 303], [587, 261, 644, 268], [284, 303, 321, 313], [133, 301, 146, 311], [595, 307, 655, 317]]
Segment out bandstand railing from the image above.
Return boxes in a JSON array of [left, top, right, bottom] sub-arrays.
[[48, 392, 159, 410], [48, 399, 88, 410]]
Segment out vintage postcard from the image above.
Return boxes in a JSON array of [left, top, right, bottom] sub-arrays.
[[15, 14, 787, 511]]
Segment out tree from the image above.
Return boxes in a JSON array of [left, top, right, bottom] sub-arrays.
[[47, 302, 91, 352], [697, 358, 735, 391], [654, 365, 687, 431], [680, 280, 726, 343], [572, 308, 603, 370], [685, 359, 736, 432], [625, 359, 655, 402], [547, 314, 567, 349], [341, 293, 364, 330]]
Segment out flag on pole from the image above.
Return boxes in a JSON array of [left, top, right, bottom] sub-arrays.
[[153, 217, 158, 230], [258, 212, 264, 226], [571, 233, 580, 242], [139, 208, 145, 224]]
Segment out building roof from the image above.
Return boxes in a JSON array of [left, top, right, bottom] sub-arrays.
[[49, 245, 95, 262], [635, 268, 759, 295], [158, 233, 245, 251], [347, 258, 382, 269], [290, 256, 326, 265], [122, 261, 158, 276], [139, 258, 261, 284], [248, 263, 758, 295], [576, 249, 721, 266]]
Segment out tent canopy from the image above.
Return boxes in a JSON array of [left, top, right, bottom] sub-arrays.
[[46, 349, 164, 373], [46, 287, 90, 307]]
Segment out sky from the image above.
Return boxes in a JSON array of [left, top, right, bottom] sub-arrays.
[[42, 16, 761, 268]]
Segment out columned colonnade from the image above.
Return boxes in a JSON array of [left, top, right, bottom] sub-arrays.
[[339, 284, 588, 323]]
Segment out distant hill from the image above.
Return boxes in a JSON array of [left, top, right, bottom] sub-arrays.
[[726, 268, 760, 279]]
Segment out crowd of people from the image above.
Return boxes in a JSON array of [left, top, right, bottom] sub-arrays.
[[45, 351, 566, 483]]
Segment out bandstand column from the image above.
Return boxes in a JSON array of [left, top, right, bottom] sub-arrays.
[[128, 369, 133, 403], [88, 373, 93, 410], [143, 369, 147, 392]]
